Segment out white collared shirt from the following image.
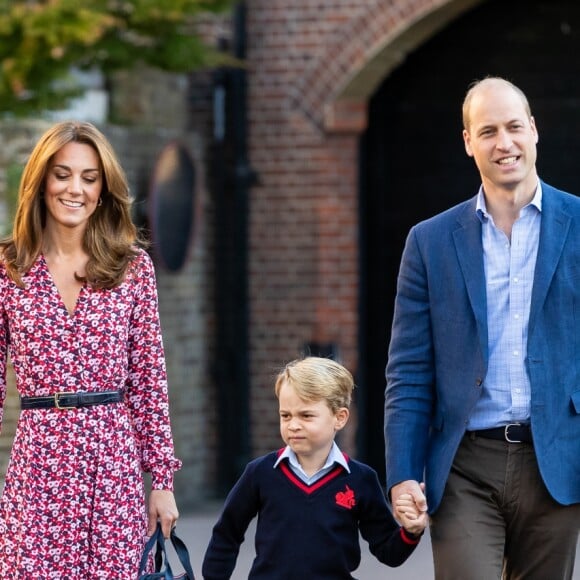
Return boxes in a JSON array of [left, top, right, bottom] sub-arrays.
[[468, 182, 542, 429], [274, 441, 350, 485]]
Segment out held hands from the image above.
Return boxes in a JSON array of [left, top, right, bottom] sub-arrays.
[[391, 480, 428, 537], [394, 493, 428, 536], [148, 489, 179, 538]]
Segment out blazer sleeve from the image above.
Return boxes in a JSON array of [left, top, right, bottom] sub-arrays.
[[384, 226, 435, 492]]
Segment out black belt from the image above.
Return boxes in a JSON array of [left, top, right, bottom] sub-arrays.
[[468, 423, 532, 444], [20, 390, 124, 410]]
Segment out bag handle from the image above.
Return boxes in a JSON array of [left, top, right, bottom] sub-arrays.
[[138, 523, 195, 580], [138, 525, 173, 579], [160, 528, 195, 579]]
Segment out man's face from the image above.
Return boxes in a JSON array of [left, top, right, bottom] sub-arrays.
[[463, 82, 538, 193]]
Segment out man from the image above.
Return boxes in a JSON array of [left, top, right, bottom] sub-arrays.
[[384, 77, 580, 579]]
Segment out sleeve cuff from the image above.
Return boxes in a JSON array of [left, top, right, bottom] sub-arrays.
[[400, 527, 422, 545], [151, 469, 175, 491]]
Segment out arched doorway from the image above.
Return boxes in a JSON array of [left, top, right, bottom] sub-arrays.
[[359, 0, 580, 478]]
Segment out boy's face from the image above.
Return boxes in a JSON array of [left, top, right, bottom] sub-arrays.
[[278, 380, 348, 466]]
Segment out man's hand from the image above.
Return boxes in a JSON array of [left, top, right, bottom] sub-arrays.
[[394, 492, 428, 536], [391, 480, 428, 514]]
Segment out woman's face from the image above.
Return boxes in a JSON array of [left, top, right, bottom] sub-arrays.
[[43, 141, 103, 232]]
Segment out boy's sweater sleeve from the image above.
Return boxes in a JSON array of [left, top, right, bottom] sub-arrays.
[[202, 460, 260, 579], [358, 466, 421, 567]]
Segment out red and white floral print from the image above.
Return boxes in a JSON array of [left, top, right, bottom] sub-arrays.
[[0, 249, 181, 578]]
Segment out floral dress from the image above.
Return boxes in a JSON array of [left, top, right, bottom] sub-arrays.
[[0, 249, 181, 579]]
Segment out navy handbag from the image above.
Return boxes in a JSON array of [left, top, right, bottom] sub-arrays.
[[138, 524, 195, 580]]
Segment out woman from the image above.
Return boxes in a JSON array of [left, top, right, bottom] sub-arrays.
[[0, 121, 181, 577]]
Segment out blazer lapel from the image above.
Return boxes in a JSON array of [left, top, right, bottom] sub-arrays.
[[528, 185, 571, 336], [453, 200, 488, 363]]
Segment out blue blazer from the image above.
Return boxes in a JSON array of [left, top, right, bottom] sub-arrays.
[[384, 181, 580, 513]]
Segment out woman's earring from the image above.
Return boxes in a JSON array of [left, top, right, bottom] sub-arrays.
[[97, 197, 103, 207]]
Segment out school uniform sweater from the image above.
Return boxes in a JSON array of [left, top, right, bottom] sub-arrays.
[[202, 450, 420, 579]]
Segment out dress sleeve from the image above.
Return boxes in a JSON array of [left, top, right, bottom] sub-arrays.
[[125, 251, 182, 489], [0, 271, 8, 432]]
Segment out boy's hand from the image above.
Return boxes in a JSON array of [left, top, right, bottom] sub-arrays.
[[394, 491, 428, 537]]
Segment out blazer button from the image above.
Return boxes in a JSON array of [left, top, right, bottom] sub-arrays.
[[475, 378, 483, 387]]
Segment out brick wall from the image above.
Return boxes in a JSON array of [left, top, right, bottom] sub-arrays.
[[243, 0, 476, 458], [245, 1, 362, 457]]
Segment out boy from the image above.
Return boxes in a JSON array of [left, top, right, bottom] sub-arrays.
[[202, 357, 427, 579]]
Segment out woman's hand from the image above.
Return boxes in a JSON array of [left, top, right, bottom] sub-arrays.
[[147, 489, 179, 538]]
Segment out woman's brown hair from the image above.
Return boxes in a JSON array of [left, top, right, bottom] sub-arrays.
[[1, 121, 145, 288]]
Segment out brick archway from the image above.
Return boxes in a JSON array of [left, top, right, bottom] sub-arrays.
[[291, 0, 485, 133], [243, 0, 492, 468]]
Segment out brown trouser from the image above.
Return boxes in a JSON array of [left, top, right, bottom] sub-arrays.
[[430, 434, 580, 580]]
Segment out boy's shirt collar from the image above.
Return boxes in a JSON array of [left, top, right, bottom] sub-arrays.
[[274, 440, 350, 474]]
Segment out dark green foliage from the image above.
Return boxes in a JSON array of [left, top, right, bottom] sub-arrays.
[[0, 0, 234, 116]]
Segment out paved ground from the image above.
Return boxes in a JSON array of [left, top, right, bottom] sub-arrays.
[[172, 504, 580, 579]]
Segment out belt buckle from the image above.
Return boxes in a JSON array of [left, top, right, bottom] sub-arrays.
[[54, 392, 75, 410], [504, 423, 522, 443]]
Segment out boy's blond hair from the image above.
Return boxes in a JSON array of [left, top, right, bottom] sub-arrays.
[[274, 357, 353, 413]]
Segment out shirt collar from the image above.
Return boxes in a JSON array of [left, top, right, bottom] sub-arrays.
[[274, 441, 350, 473], [476, 181, 543, 222]]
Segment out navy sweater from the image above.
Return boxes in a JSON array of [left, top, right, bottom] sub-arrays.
[[202, 451, 420, 579]]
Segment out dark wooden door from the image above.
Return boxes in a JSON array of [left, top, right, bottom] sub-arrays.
[[358, 0, 580, 479]]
